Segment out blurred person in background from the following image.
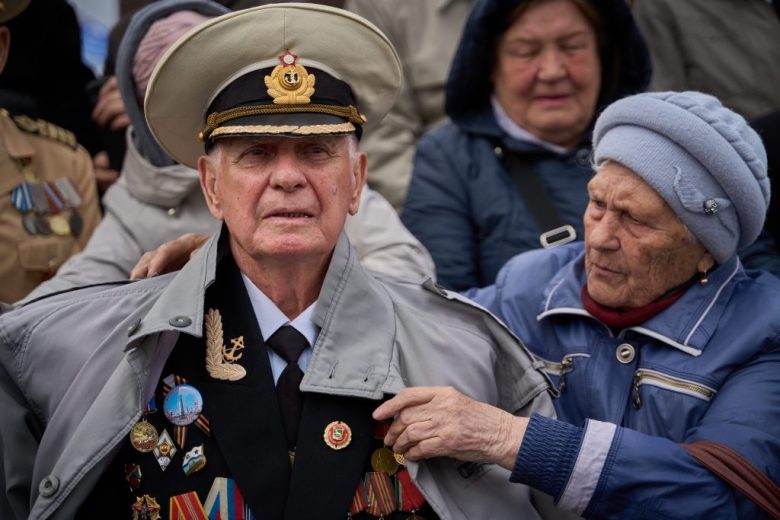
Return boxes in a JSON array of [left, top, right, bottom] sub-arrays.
[[345, 0, 473, 210], [24, 0, 433, 304], [632, 0, 780, 121], [401, 0, 651, 291], [0, 0, 101, 304]]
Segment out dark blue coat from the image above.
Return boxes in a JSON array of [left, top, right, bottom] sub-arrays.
[[402, 0, 652, 291]]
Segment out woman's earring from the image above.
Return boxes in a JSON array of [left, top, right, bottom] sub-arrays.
[[699, 269, 709, 286]]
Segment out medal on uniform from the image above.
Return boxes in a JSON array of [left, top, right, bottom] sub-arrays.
[[131, 494, 161, 520], [323, 420, 352, 450], [371, 447, 400, 475], [153, 429, 176, 471], [348, 478, 368, 517], [396, 468, 426, 517], [182, 445, 207, 477], [11, 181, 33, 212], [394, 452, 406, 466], [21, 213, 38, 235], [130, 420, 159, 453], [54, 177, 82, 207], [365, 471, 397, 518], [69, 211, 83, 236], [42, 182, 65, 212], [170, 491, 208, 520], [163, 384, 203, 427], [203, 477, 256, 520], [125, 463, 142, 490], [162, 375, 211, 442], [34, 214, 51, 235], [49, 214, 70, 236]]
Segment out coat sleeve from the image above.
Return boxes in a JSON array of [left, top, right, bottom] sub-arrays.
[[509, 347, 780, 519], [402, 131, 480, 291], [0, 355, 40, 520]]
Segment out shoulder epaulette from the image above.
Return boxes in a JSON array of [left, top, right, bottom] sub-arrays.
[[11, 114, 78, 149]]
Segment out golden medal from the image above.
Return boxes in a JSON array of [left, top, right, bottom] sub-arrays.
[[394, 452, 406, 466], [370, 446, 399, 475], [48, 214, 71, 236], [129, 420, 159, 453]]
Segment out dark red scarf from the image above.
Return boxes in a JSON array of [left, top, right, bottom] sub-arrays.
[[581, 283, 688, 328]]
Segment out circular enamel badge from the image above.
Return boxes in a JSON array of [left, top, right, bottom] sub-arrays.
[[163, 384, 203, 426], [323, 420, 352, 450], [129, 420, 159, 453]]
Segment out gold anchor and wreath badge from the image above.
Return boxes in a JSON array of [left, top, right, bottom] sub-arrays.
[[264, 50, 316, 105], [205, 308, 247, 381]]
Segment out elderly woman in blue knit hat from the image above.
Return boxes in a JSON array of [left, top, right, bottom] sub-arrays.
[[376, 91, 780, 519]]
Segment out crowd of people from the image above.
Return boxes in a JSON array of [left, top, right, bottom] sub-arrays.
[[0, 0, 778, 519]]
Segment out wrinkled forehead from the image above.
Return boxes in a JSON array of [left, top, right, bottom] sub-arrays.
[[589, 161, 667, 209]]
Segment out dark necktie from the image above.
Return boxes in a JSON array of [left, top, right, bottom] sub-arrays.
[[266, 325, 308, 449]]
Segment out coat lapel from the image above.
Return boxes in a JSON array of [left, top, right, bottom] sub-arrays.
[[285, 392, 377, 519], [200, 253, 290, 518]]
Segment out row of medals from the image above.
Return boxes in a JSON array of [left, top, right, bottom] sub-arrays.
[[11, 167, 84, 237], [128, 382, 206, 518], [128, 383, 426, 519]]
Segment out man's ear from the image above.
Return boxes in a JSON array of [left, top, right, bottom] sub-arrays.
[[348, 151, 367, 216], [0, 27, 11, 75], [198, 153, 224, 220]]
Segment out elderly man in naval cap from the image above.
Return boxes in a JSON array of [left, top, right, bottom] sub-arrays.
[[0, 4, 556, 519]]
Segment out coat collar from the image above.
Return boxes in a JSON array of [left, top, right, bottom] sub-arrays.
[[537, 249, 745, 356], [130, 227, 397, 398]]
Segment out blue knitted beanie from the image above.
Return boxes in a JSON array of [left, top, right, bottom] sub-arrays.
[[593, 91, 770, 263]]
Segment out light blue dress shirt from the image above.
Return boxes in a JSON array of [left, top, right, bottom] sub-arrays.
[[241, 272, 319, 384]]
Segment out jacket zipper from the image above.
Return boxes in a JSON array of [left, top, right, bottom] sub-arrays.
[[542, 354, 588, 393], [632, 368, 716, 409]]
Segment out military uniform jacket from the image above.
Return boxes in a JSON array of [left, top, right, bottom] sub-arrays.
[[0, 228, 554, 520], [0, 110, 101, 303]]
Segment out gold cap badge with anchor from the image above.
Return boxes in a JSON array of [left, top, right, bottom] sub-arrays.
[[265, 50, 315, 105]]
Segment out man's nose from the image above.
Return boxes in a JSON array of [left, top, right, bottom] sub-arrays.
[[270, 152, 307, 192]]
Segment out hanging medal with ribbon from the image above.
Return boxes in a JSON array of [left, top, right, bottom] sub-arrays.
[[10, 158, 84, 238], [347, 477, 368, 519], [365, 471, 397, 518], [162, 374, 210, 449], [396, 468, 427, 518]]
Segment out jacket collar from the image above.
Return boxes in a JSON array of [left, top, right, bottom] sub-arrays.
[[537, 249, 744, 356], [130, 227, 397, 399]]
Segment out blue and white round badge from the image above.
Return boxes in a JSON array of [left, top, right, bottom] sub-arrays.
[[163, 384, 203, 426]]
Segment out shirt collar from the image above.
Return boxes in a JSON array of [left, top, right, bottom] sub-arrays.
[[240, 271, 319, 348], [491, 95, 569, 155]]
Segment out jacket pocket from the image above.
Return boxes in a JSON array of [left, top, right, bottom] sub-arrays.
[[632, 368, 716, 409], [18, 237, 75, 272]]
